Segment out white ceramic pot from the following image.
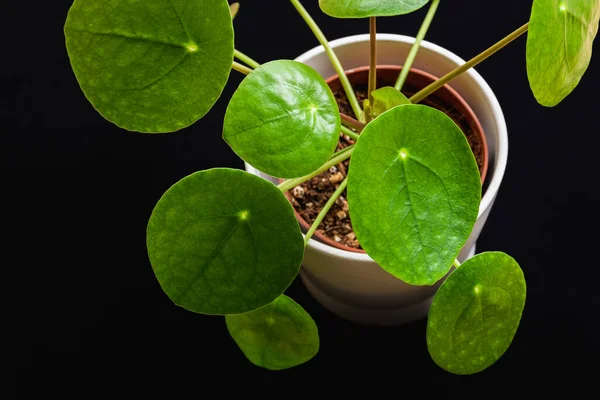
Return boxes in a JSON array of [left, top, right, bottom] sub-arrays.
[[245, 34, 509, 326]]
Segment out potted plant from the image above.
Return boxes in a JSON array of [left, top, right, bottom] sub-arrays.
[[63, 0, 599, 375]]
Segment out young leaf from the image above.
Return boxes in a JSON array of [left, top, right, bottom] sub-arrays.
[[427, 252, 527, 375], [526, 0, 600, 106], [347, 105, 481, 286], [146, 168, 304, 315], [223, 60, 341, 178], [64, 0, 234, 133], [230, 2, 240, 19], [319, 0, 430, 18], [226, 295, 319, 370], [370, 86, 411, 118]]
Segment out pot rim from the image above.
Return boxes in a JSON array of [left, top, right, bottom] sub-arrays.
[[288, 64, 489, 254]]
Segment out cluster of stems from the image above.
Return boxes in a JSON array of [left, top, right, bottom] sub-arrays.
[[232, 0, 529, 250]]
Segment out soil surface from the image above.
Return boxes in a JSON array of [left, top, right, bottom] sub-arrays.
[[287, 84, 485, 250]]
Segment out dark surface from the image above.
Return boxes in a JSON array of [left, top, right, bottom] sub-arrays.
[[8, 0, 599, 396]]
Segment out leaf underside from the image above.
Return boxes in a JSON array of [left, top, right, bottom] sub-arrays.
[[146, 168, 304, 315], [427, 252, 526, 375], [64, 0, 234, 133]]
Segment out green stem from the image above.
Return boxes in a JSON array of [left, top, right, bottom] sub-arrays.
[[304, 178, 348, 246], [394, 0, 440, 91], [340, 125, 360, 141], [453, 259, 462, 269], [289, 0, 365, 122], [409, 22, 529, 104], [234, 49, 260, 69], [232, 61, 252, 75], [278, 146, 354, 192], [368, 17, 377, 104]]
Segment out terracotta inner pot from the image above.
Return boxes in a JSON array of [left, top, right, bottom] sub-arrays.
[[286, 65, 489, 254]]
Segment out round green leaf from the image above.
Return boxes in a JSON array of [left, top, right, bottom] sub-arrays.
[[427, 252, 527, 375], [526, 0, 600, 106], [226, 295, 320, 370], [319, 0, 430, 18], [146, 168, 304, 315], [347, 105, 481, 286], [223, 60, 341, 179], [64, 0, 234, 133]]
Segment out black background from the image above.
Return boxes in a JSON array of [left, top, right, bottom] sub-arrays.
[[8, 0, 600, 396]]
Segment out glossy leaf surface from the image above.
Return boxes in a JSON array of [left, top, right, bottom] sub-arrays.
[[64, 0, 234, 132], [427, 252, 526, 375], [527, 0, 600, 106], [147, 169, 304, 315], [347, 105, 481, 285], [319, 0, 429, 18], [223, 60, 340, 178], [226, 295, 319, 370]]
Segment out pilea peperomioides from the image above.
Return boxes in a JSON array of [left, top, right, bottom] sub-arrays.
[[64, 0, 599, 373]]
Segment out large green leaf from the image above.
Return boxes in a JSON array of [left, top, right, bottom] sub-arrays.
[[146, 168, 304, 315], [226, 295, 319, 370], [223, 60, 341, 179], [64, 0, 234, 133], [347, 105, 481, 286], [427, 252, 526, 375], [319, 0, 429, 18], [526, 0, 600, 106]]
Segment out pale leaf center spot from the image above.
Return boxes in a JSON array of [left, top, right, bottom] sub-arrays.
[[186, 43, 199, 53], [399, 149, 409, 160]]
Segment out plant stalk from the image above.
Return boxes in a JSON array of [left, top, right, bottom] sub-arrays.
[[289, 0, 365, 122], [232, 61, 252, 75], [278, 146, 354, 192], [368, 17, 377, 104], [394, 0, 440, 91], [234, 49, 260, 69], [453, 259, 461, 269], [304, 177, 348, 246], [409, 22, 529, 104], [340, 113, 366, 131], [340, 125, 360, 141]]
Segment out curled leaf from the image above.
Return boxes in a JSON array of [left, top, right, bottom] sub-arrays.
[[526, 0, 600, 106]]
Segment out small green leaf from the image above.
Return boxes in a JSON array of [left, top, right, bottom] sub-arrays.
[[347, 105, 481, 285], [223, 60, 341, 178], [427, 252, 527, 375], [319, 0, 430, 18], [370, 86, 411, 118], [526, 0, 600, 106], [146, 168, 304, 315], [64, 0, 234, 133], [226, 295, 319, 370]]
